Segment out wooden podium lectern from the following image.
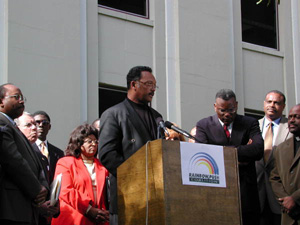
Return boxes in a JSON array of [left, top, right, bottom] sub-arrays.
[[117, 139, 242, 225]]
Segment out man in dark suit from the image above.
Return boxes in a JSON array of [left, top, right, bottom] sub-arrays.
[[195, 89, 264, 225], [270, 104, 300, 225], [98, 66, 163, 225], [0, 83, 48, 225], [256, 90, 292, 225], [32, 110, 64, 185], [15, 112, 60, 225]]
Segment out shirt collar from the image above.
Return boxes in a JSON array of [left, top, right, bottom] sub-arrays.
[[218, 118, 233, 129], [36, 139, 48, 146], [265, 117, 281, 127]]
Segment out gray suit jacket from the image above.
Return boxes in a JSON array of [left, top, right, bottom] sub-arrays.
[[0, 113, 48, 223], [256, 116, 292, 214], [98, 98, 162, 214]]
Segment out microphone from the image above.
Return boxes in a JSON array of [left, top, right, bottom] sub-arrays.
[[159, 120, 169, 137], [156, 117, 169, 137], [165, 121, 199, 142]]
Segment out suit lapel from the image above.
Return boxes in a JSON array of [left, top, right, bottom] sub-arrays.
[[32, 143, 50, 184], [230, 115, 244, 145], [48, 143, 55, 169], [0, 113, 41, 170], [275, 117, 290, 146], [95, 160, 106, 206], [124, 99, 153, 141], [259, 118, 264, 134], [290, 137, 300, 170]]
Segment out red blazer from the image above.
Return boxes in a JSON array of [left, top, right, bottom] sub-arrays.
[[51, 156, 109, 225]]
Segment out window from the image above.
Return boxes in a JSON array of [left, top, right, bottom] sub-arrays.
[[241, 0, 278, 49], [244, 108, 264, 120], [98, 0, 149, 18], [99, 84, 127, 117]]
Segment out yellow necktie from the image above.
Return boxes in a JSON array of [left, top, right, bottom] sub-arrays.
[[40, 141, 49, 159], [264, 123, 273, 163]]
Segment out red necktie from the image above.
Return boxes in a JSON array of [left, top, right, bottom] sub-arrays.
[[223, 125, 230, 139]]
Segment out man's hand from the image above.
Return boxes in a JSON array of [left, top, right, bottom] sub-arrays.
[[34, 185, 48, 205], [38, 200, 60, 217], [95, 209, 109, 222], [247, 139, 253, 145], [279, 196, 296, 213], [87, 207, 109, 223]]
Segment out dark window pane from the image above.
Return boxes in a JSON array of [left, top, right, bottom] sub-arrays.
[[99, 85, 127, 117], [98, 0, 148, 18], [241, 0, 278, 49], [244, 108, 264, 120]]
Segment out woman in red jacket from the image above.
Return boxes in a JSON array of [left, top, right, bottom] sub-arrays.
[[52, 124, 109, 225]]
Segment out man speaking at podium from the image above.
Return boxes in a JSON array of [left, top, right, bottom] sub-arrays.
[[98, 66, 163, 225], [195, 89, 264, 225]]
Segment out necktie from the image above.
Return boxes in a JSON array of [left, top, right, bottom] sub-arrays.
[[264, 122, 273, 163], [40, 141, 49, 159], [223, 125, 230, 139]]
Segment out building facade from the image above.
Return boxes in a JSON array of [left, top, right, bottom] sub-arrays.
[[0, 0, 299, 148]]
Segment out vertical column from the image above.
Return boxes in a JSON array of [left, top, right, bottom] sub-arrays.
[[291, 0, 300, 103], [165, 0, 181, 125], [80, 0, 88, 123], [0, 0, 8, 84]]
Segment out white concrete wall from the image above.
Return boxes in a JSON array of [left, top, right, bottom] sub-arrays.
[[2, 0, 299, 147], [98, 9, 154, 87], [242, 44, 284, 112], [6, 0, 83, 149], [178, 0, 237, 132]]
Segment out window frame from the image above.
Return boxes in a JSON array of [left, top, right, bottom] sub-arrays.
[[98, 0, 149, 19]]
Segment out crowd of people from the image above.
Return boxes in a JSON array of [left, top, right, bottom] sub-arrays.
[[0, 66, 299, 225]]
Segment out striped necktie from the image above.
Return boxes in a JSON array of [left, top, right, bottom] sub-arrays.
[[40, 141, 49, 159], [264, 122, 273, 163]]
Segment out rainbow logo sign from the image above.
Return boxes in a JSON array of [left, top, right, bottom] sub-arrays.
[[188, 152, 220, 184]]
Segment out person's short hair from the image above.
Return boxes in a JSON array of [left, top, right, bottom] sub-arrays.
[[91, 118, 100, 127], [65, 124, 98, 158], [0, 83, 14, 99], [14, 112, 32, 126], [215, 89, 236, 101], [33, 110, 51, 122], [265, 90, 286, 104], [126, 66, 152, 90]]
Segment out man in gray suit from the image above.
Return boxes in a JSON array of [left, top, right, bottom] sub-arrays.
[[256, 90, 292, 225], [98, 66, 163, 225]]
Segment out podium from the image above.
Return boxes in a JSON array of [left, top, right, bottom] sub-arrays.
[[117, 139, 242, 225]]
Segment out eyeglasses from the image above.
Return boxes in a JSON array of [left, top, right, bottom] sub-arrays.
[[23, 122, 36, 128], [84, 139, 98, 145], [35, 120, 50, 126], [216, 108, 237, 114], [138, 81, 159, 89], [4, 94, 26, 102]]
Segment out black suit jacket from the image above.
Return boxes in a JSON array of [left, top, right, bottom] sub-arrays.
[[32, 142, 64, 185], [0, 113, 48, 223], [196, 114, 264, 214], [98, 98, 162, 214]]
